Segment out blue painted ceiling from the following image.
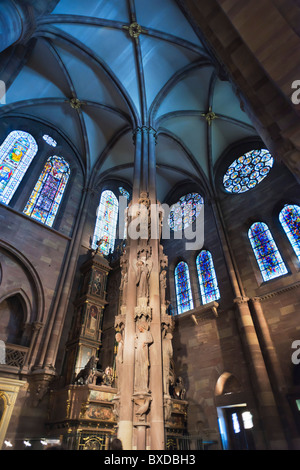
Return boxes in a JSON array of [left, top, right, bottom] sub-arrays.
[[0, 0, 257, 201]]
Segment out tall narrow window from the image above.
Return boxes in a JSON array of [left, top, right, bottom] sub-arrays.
[[23, 156, 70, 227], [196, 250, 220, 304], [174, 261, 194, 314], [0, 130, 38, 204], [92, 190, 118, 255], [248, 222, 288, 282], [279, 205, 300, 262]]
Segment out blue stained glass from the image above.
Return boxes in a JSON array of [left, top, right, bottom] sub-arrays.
[[248, 222, 288, 282], [196, 251, 220, 305], [119, 186, 130, 200], [92, 190, 118, 255], [169, 192, 204, 231], [279, 204, 300, 262], [174, 261, 194, 314], [223, 149, 273, 194], [23, 156, 70, 227], [0, 131, 38, 204]]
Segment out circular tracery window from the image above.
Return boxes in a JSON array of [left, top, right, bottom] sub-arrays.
[[169, 192, 204, 231], [223, 148, 273, 194]]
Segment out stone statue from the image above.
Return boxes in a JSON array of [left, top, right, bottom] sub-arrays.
[[160, 269, 167, 306], [115, 331, 124, 389], [162, 331, 173, 396], [136, 257, 150, 299], [134, 323, 153, 393]]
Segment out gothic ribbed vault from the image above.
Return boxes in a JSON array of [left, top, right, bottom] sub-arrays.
[[0, 0, 257, 202]]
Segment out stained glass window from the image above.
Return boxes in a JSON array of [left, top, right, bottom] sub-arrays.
[[119, 186, 130, 200], [43, 134, 57, 147], [169, 192, 204, 231], [174, 261, 194, 314], [279, 204, 300, 262], [248, 222, 288, 282], [223, 149, 273, 194], [0, 130, 38, 205], [92, 190, 118, 255], [196, 250, 220, 304], [23, 156, 70, 227]]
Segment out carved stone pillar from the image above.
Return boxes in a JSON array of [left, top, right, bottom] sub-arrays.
[[116, 127, 173, 450]]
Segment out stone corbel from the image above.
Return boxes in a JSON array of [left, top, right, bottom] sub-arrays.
[[27, 368, 56, 407], [133, 394, 152, 423], [174, 302, 219, 326]]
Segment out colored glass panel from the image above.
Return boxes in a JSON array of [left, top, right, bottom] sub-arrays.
[[23, 156, 70, 227], [92, 190, 118, 255], [279, 204, 300, 262], [196, 250, 220, 304], [0, 131, 38, 204], [118, 186, 130, 200], [169, 192, 204, 231], [248, 222, 288, 282], [43, 134, 57, 147], [223, 149, 273, 194], [174, 261, 194, 314]]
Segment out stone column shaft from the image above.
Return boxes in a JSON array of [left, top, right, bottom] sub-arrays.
[[251, 297, 298, 447], [234, 297, 288, 450]]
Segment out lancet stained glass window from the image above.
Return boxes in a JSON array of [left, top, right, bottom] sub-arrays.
[[92, 190, 118, 255], [279, 205, 300, 262], [196, 250, 220, 304], [23, 156, 70, 227], [174, 261, 194, 314], [169, 193, 203, 231], [223, 149, 273, 194], [0, 130, 38, 205], [248, 222, 288, 282]]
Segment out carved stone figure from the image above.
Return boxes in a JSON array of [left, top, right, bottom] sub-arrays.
[[134, 323, 153, 393], [162, 331, 173, 396], [136, 257, 150, 299], [115, 331, 124, 388], [160, 269, 167, 306], [135, 396, 152, 421]]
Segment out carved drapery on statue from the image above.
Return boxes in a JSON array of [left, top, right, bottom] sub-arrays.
[[134, 322, 153, 393]]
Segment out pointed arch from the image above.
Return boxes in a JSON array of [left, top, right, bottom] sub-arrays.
[[196, 250, 220, 304], [279, 204, 300, 262], [92, 190, 119, 255], [248, 222, 288, 282], [23, 155, 70, 227], [174, 261, 194, 314], [0, 130, 38, 204]]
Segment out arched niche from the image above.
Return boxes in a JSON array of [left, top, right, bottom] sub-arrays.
[[0, 293, 27, 346], [215, 372, 242, 397]]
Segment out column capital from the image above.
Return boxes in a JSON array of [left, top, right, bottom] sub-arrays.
[[132, 126, 157, 145], [233, 296, 249, 305]]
